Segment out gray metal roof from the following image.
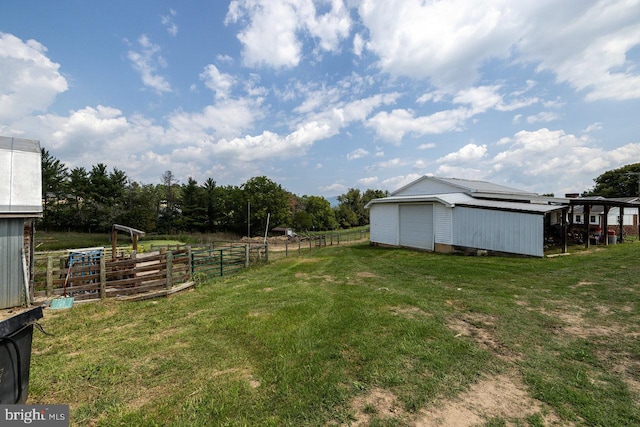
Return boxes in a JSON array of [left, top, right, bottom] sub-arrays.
[[365, 192, 563, 214], [430, 177, 538, 196]]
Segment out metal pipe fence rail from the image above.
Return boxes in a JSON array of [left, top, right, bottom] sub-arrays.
[[189, 244, 264, 280]]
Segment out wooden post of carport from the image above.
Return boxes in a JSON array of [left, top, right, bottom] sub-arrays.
[[619, 206, 625, 243], [584, 203, 591, 249], [603, 206, 610, 246], [561, 207, 568, 254]]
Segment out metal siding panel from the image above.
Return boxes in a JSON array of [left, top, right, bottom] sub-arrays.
[[0, 219, 25, 308], [453, 207, 543, 256], [0, 138, 42, 215], [370, 204, 399, 245], [399, 204, 434, 250], [434, 204, 453, 244]]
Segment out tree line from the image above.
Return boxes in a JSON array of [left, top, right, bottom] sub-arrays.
[[40, 149, 389, 236]]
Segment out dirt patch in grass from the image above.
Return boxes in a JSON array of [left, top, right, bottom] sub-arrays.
[[448, 314, 521, 361], [618, 362, 640, 395], [534, 305, 627, 339], [388, 305, 430, 318], [415, 374, 564, 426], [346, 387, 406, 426], [356, 271, 377, 278]]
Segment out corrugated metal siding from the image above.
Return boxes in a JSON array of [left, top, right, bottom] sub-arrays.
[[370, 204, 399, 245], [399, 204, 434, 250], [0, 218, 25, 308], [453, 207, 543, 257], [434, 204, 453, 244]]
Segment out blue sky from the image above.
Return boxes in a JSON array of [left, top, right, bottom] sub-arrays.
[[2, 0, 640, 198]]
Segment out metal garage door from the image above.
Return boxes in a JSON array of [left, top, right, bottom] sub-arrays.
[[399, 204, 434, 250]]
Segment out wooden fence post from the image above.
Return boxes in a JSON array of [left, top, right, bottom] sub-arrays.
[[100, 256, 106, 300], [187, 246, 192, 280], [298, 237, 301, 253], [46, 256, 53, 297], [285, 238, 288, 257], [245, 244, 250, 268], [265, 242, 269, 262], [166, 251, 173, 290]]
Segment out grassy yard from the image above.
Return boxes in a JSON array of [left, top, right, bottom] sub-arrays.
[[29, 242, 640, 426]]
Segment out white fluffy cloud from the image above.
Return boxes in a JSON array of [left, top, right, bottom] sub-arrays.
[[161, 9, 178, 37], [367, 107, 471, 143], [226, 0, 351, 68], [437, 143, 488, 163], [517, 1, 640, 101], [358, 0, 518, 89], [200, 65, 235, 99], [431, 128, 640, 194], [357, 0, 640, 100], [127, 35, 171, 94], [347, 148, 369, 160], [0, 33, 68, 121]]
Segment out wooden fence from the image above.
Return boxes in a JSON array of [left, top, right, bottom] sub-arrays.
[[33, 249, 191, 302], [32, 243, 268, 302], [30, 230, 368, 303]]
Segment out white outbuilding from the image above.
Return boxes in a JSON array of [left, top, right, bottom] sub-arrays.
[[365, 176, 567, 257], [0, 137, 42, 308]]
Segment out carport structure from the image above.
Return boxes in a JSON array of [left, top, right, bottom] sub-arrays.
[[568, 198, 640, 249]]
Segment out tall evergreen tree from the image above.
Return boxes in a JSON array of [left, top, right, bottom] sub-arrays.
[[66, 167, 91, 230], [158, 170, 181, 233], [180, 177, 208, 232], [203, 178, 225, 232], [40, 148, 68, 230]]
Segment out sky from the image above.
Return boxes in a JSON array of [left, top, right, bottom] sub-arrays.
[[1, 0, 640, 198]]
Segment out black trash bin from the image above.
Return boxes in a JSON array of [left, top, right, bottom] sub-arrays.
[[0, 306, 44, 404]]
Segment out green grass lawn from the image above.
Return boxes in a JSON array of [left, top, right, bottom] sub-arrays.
[[29, 243, 640, 426]]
